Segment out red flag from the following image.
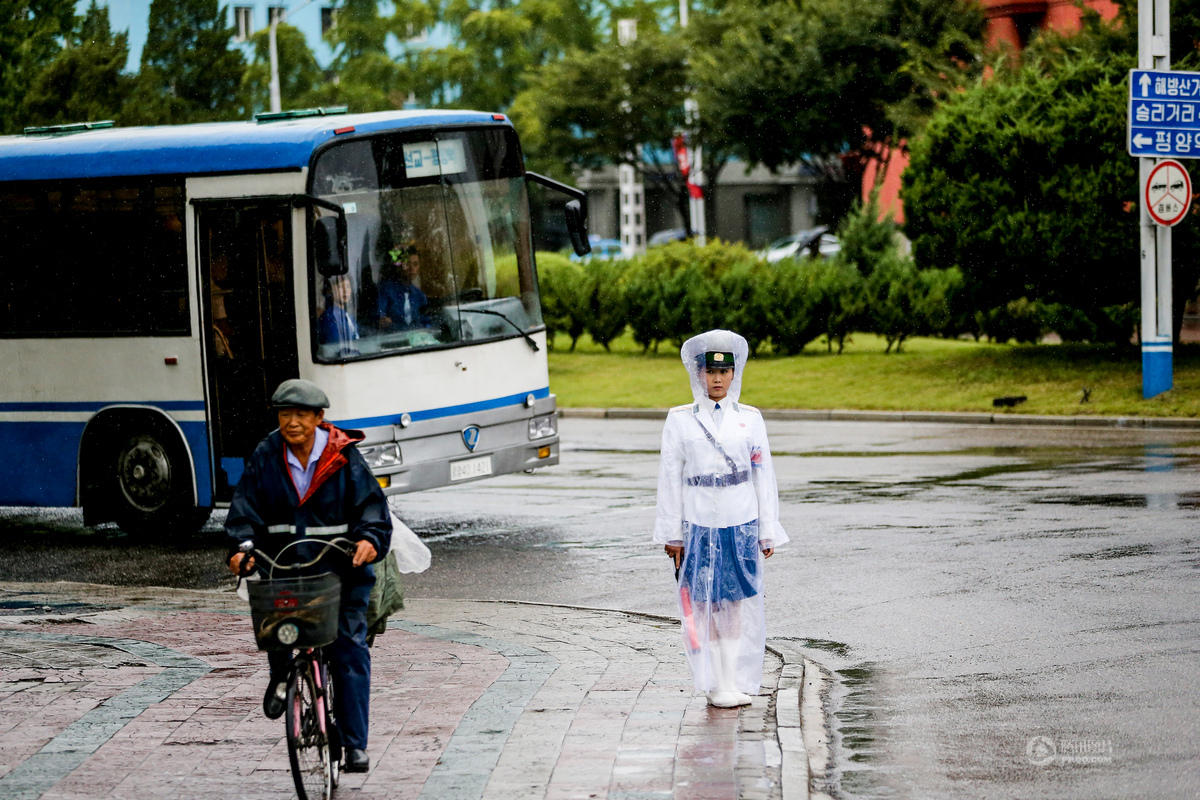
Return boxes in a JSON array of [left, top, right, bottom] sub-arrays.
[[679, 584, 701, 653], [672, 135, 690, 178], [673, 550, 701, 653]]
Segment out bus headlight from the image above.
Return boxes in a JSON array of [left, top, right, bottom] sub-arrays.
[[361, 443, 402, 469], [528, 414, 557, 440]]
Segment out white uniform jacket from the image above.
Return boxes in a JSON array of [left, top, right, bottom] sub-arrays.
[[653, 398, 789, 547]]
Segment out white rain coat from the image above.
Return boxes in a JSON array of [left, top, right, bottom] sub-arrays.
[[653, 330, 789, 696]]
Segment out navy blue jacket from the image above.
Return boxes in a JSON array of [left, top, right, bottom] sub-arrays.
[[226, 423, 392, 587]]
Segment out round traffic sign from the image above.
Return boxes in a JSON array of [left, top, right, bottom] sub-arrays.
[[1145, 159, 1192, 227]]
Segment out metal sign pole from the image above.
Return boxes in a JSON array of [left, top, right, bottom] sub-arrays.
[[679, 2, 706, 246], [1139, 0, 1173, 397]]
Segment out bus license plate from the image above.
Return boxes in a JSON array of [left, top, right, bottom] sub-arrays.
[[450, 455, 492, 481]]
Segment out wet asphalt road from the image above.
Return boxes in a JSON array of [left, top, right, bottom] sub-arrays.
[[3, 417, 1199, 798]]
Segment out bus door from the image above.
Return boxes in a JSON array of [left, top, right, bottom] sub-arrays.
[[195, 200, 299, 500]]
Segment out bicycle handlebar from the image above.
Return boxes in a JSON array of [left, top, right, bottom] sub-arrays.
[[238, 536, 357, 579]]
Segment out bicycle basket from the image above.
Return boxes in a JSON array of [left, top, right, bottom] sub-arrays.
[[247, 572, 341, 651]]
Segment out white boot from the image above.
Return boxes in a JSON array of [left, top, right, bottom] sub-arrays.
[[720, 640, 753, 706], [706, 640, 746, 708]]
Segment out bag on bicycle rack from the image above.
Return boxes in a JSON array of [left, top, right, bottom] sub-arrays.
[[247, 572, 342, 651]]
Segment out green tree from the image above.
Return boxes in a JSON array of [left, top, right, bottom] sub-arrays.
[[0, 0, 76, 133], [809, 258, 867, 353], [915, 265, 965, 339], [863, 250, 922, 353], [536, 253, 589, 350], [131, 0, 246, 124], [22, 2, 134, 128], [583, 257, 629, 350], [836, 194, 901, 275], [309, 0, 418, 110], [715, 255, 776, 355], [901, 18, 1142, 342], [510, 26, 688, 186], [422, 0, 598, 113], [768, 259, 826, 355], [691, 0, 983, 222], [241, 23, 323, 113]]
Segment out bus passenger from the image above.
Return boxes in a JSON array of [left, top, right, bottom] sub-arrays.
[[226, 379, 392, 773], [378, 244, 429, 330], [319, 274, 359, 349]]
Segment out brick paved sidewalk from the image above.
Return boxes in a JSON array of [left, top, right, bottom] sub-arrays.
[[0, 584, 805, 800]]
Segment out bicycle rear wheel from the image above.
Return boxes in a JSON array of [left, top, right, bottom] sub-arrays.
[[286, 659, 332, 800]]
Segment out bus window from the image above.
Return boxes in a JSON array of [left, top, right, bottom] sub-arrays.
[[0, 179, 188, 337], [308, 127, 543, 362]]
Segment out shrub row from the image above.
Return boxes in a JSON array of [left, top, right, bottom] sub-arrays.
[[536, 239, 967, 354]]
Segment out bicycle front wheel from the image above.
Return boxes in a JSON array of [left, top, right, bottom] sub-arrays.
[[286, 659, 332, 800]]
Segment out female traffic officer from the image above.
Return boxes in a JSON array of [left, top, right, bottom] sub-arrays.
[[653, 329, 788, 707]]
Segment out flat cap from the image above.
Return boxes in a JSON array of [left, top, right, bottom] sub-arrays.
[[270, 378, 329, 410]]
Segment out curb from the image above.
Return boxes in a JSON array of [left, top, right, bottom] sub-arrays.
[[771, 651, 808, 800], [560, 407, 1200, 429], [768, 642, 836, 800]]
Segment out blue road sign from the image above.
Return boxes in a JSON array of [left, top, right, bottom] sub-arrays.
[[1129, 69, 1200, 158]]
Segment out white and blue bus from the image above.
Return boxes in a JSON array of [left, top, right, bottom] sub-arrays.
[[0, 109, 589, 535]]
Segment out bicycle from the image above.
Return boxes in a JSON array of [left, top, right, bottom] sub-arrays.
[[239, 536, 356, 800]]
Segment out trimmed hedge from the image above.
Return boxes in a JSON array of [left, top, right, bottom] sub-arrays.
[[535, 237, 964, 354], [535, 232, 964, 355], [534, 252, 587, 349]]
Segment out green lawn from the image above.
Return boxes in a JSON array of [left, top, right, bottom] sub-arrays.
[[547, 332, 1200, 417]]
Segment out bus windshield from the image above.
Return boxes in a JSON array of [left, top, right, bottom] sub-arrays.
[[309, 126, 541, 362]]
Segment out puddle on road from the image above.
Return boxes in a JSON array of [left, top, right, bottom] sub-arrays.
[[0, 597, 113, 617], [413, 516, 583, 551], [1035, 490, 1200, 509], [1067, 543, 1155, 561], [783, 451, 1200, 513], [1037, 494, 1152, 508], [0, 630, 148, 670], [835, 663, 904, 799], [772, 638, 899, 799]]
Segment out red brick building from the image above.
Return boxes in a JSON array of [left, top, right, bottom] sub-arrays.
[[865, 0, 1121, 222], [981, 0, 1119, 49]]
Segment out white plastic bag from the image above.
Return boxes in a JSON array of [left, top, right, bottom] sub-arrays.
[[389, 509, 431, 573], [236, 571, 259, 601]]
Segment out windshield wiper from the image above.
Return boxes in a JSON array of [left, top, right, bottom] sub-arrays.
[[459, 308, 539, 351]]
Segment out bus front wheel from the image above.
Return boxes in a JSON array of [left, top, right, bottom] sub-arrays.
[[111, 430, 191, 537]]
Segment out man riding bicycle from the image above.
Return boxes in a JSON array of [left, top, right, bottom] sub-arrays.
[[226, 378, 392, 774]]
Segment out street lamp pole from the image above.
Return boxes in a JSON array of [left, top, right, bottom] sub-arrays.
[[268, 0, 319, 113]]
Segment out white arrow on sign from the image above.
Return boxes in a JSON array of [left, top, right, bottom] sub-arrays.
[[1133, 133, 1153, 147], [1140, 72, 1152, 97]]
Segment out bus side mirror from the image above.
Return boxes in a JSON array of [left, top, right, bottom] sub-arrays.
[[312, 216, 347, 276], [565, 199, 590, 257], [525, 172, 591, 257]]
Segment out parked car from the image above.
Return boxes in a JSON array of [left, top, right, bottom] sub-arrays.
[[648, 227, 688, 247], [761, 226, 841, 263], [570, 235, 625, 262]]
